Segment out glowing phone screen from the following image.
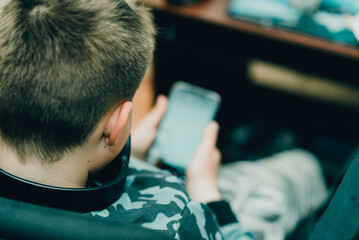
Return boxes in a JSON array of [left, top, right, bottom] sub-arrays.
[[148, 82, 221, 173]]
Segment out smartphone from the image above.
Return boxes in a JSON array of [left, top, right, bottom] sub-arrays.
[[147, 81, 221, 175]]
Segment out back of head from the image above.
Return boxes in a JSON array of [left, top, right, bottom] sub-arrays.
[[0, 0, 155, 163]]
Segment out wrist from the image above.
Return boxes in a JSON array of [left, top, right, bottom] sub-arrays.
[[186, 181, 222, 203], [130, 148, 145, 161]]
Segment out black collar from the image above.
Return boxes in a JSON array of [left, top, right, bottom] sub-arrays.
[[0, 138, 131, 213]]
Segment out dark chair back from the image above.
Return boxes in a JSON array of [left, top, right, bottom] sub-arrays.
[[308, 158, 359, 240], [0, 196, 170, 240]]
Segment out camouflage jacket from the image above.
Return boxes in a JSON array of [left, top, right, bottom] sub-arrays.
[[86, 157, 253, 240]]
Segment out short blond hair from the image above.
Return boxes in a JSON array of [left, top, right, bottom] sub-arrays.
[[0, 0, 155, 163]]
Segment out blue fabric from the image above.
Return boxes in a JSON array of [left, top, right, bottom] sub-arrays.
[[228, 0, 301, 27], [85, 157, 223, 239], [221, 223, 254, 240], [321, 0, 359, 15], [228, 0, 358, 45], [86, 157, 253, 240]]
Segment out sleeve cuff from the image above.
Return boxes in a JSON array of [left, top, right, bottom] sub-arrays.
[[207, 200, 238, 226]]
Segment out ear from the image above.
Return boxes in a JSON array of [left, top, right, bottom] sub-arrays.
[[104, 101, 133, 146]]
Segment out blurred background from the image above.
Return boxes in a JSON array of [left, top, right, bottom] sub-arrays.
[[132, 3, 359, 231]]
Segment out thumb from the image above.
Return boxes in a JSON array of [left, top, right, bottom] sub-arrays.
[[141, 95, 168, 127], [199, 121, 219, 149]]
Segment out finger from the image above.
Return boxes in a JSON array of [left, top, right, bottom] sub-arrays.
[[199, 121, 219, 149], [214, 148, 222, 165], [141, 95, 168, 127]]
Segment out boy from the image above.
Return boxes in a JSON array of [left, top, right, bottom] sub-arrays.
[[0, 0, 246, 239], [0, 0, 327, 239]]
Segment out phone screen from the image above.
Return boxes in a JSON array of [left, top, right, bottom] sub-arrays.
[[147, 82, 221, 174]]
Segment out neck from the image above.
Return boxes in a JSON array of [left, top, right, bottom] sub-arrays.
[[0, 143, 89, 188], [0, 110, 124, 188]]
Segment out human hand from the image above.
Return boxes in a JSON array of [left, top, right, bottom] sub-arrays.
[[131, 95, 168, 160], [186, 121, 222, 203]]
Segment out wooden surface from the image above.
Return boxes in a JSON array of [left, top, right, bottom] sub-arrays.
[[139, 0, 359, 60]]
